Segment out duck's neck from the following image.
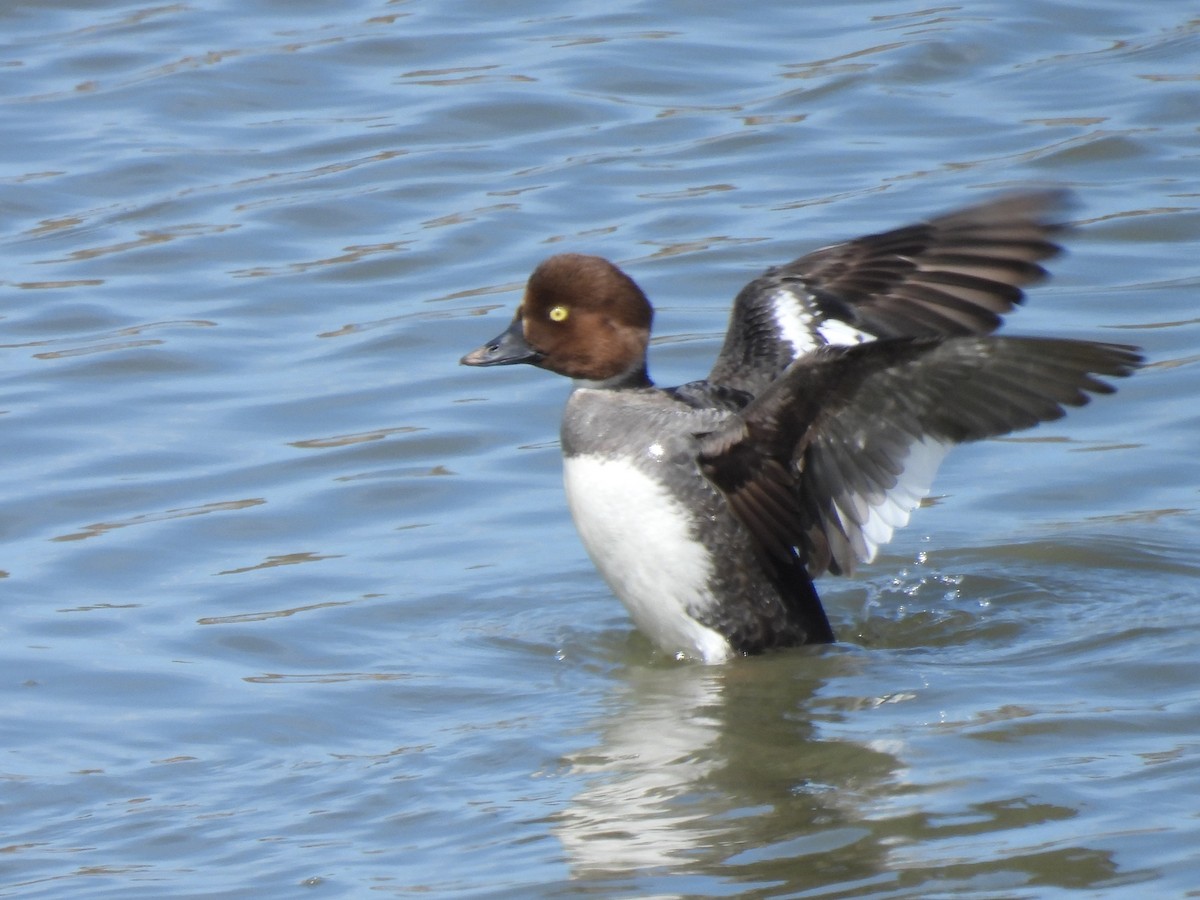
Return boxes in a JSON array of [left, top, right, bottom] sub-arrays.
[[573, 365, 652, 391]]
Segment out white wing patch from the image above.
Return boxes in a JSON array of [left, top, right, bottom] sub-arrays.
[[769, 285, 874, 359], [769, 287, 820, 358], [817, 318, 874, 347], [832, 436, 950, 564], [562, 454, 733, 663]]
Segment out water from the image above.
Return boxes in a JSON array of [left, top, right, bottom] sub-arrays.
[[2, 1, 1197, 896]]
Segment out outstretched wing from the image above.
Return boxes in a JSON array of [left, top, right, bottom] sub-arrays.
[[698, 337, 1142, 577], [708, 191, 1072, 396]]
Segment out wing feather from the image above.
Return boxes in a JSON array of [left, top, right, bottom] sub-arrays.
[[699, 337, 1142, 577], [708, 191, 1073, 395]]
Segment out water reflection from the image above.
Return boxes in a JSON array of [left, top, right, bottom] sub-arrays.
[[555, 650, 900, 891], [555, 627, 1148, 894]]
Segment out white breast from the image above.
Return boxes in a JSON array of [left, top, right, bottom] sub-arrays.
[[562, 454, 732, 663]]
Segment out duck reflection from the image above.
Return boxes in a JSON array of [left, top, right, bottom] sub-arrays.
[[552, 644, 900, 891], [552, 624, 1125, 893]]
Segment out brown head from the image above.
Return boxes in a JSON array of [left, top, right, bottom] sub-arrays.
[[461, 253, 653, 385]]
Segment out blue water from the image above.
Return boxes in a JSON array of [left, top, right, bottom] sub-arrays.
[[2, 1, 1198, 896]]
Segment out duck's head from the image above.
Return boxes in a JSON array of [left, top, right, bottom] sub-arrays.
[[461, 253, 653, 386]]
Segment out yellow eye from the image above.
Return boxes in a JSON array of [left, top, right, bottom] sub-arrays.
[[548, 305, 569, 322]]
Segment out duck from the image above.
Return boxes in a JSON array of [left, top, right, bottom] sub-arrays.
[[461, 191, 1142, 662]]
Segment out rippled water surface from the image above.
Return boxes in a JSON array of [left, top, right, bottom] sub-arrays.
[[3, 1, 1198, 897]]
